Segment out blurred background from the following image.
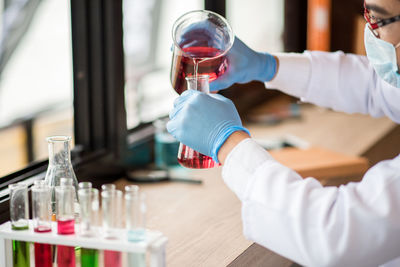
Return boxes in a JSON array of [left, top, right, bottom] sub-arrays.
[[0, 0, 366, 176]]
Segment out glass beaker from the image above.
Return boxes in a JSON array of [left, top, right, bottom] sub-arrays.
[[44, 136, 79, 217], [177, 75, 219, 169], [170, 10, 234, 94], [153, 118, 179, 168]]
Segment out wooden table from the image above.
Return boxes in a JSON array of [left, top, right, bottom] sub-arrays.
[[115, 167, 260, 267], [115, 105, 398, 266]]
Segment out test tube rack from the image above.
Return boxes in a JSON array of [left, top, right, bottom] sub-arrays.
[[0, 220, 168, 267]]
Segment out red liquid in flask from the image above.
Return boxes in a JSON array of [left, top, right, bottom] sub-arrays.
[[170, 46, 228, 94], [171, 46, 226, 168], [177, 144, 217, 169]]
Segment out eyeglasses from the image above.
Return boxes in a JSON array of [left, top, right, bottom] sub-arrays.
[[364, 1, 400, 37]]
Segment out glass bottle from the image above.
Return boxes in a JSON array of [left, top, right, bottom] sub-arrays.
[[44, 136, 79, 217], [177, 75, 219, 169]]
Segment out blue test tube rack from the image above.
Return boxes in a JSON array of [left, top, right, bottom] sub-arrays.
[[0, 220, 167, 267]]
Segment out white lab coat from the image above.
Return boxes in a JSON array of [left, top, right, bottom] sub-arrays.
[[222, 51, 400, 267]]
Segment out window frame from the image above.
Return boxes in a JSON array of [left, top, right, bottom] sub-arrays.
[[0, 0, 127, 223], [0, 0, 227, 223]]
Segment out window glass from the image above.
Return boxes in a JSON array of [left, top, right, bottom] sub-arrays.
[[0, 0, 73, 175], [123, 0, 203, 129], [227, 0, 284, 52]]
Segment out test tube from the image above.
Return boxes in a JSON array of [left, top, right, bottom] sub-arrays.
[[9, 183, 30, 267], [79, 187, 100, 267], [78, 181, 92, 190], [102, 189, 123, 267], [91, 188, 100, 227], [56, 179, 76, 267], [32, 184, 52, 232], [125, 185, 147, 267], [125, 185, 146, 242], [32, 184, 52, 267], [9, 183, 29, 230], [56, 180, 75, 234], [101, 183, 116, 192], [79, 188, 96, 236], [34, 179, 46, 186], [101, 189, 121, 237]]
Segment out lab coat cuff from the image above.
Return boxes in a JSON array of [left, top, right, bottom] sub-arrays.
[[222, 138, 274, 201], [264, 53, 311, 99]]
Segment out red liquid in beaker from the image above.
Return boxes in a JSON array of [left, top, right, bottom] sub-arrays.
[[177, 144, 218, 169], [170, 46, 228, 94]]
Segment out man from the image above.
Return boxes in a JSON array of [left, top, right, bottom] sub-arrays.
[[167, 0, 400, 266]]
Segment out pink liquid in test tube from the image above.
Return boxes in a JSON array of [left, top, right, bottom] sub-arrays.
[[57, 218, 75, 234], [32, 182, 53, 267], [34, 227, 52, 267], [104, 250, 122, 267], [34, 243, 52, 267], [55, 181, 76, 267], [57, 245, 76, 267]]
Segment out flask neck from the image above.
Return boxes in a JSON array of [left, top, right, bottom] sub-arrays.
[[185, 75, 210, 93], [47, 137, 72, 165]]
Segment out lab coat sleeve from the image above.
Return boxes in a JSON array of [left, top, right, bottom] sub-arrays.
[[222, 138, 400, 267], [265, 51, 400, 123]]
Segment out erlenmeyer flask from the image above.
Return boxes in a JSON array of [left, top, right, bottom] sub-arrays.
[[170, 10, 234, 95], [177, 75, 219, 169], [44, 136, 79, 218]]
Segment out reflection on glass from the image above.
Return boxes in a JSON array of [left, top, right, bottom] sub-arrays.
[[0, 0, 73, 176]]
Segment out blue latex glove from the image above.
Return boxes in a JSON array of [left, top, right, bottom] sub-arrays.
[[210, 37, 277, 91], [167, 90, 250, 163]]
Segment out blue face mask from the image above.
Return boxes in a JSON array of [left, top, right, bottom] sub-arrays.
[[364, 24, 400, 88]]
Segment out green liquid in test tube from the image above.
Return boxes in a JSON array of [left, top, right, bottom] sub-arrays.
[[9, 183, 30, 267], [12, 240, 30, 267], [81, 248, 99, 267]]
